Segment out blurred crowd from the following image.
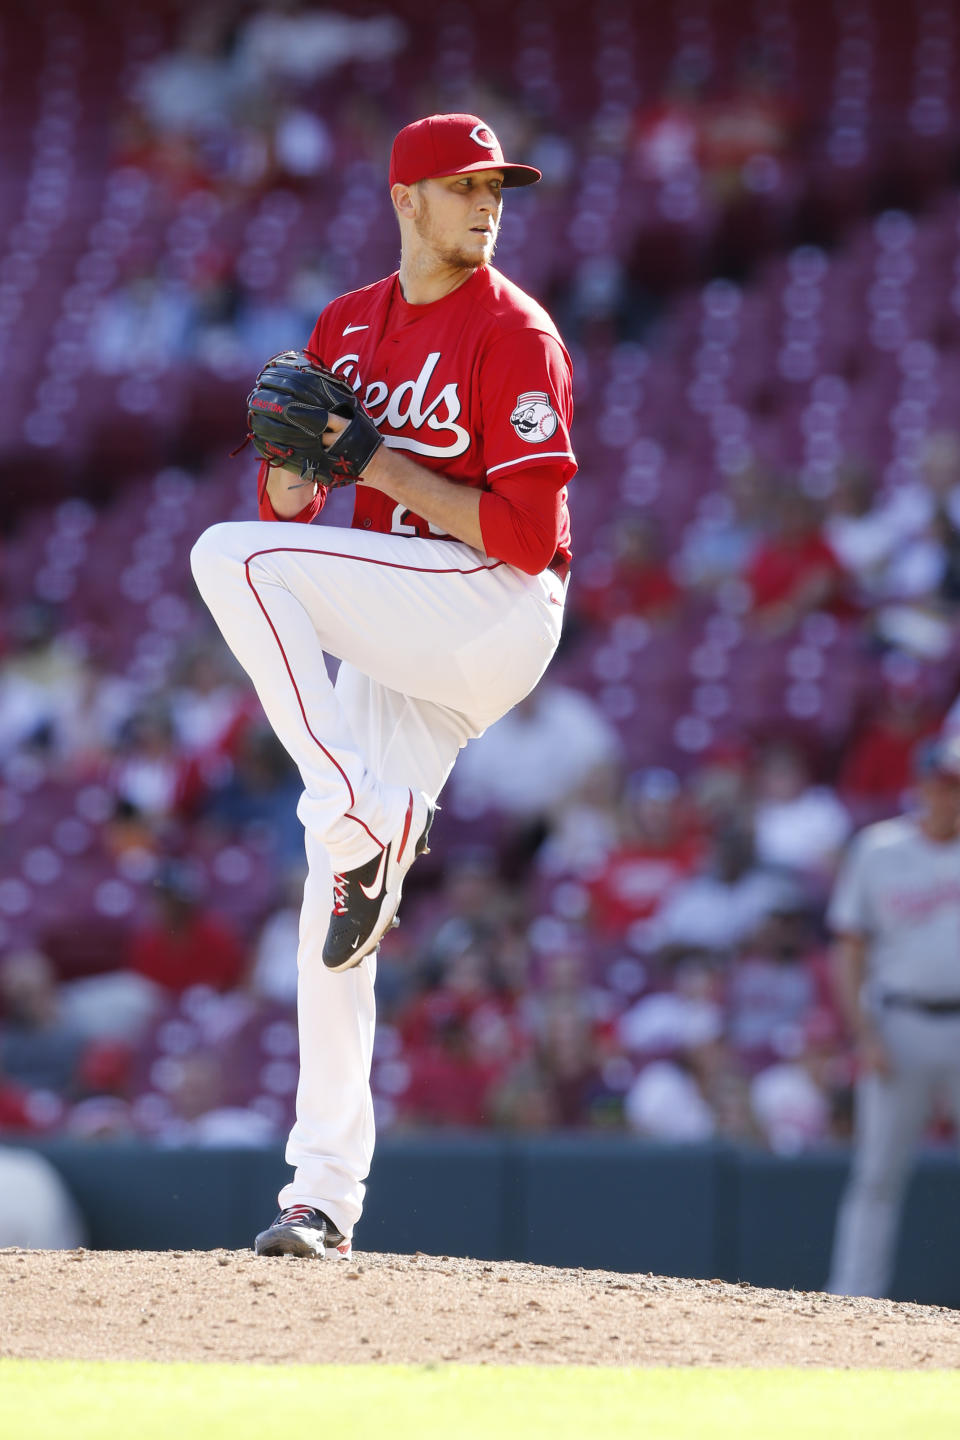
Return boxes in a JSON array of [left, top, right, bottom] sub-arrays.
[[3, 1, 960, 1159], [72, 0, 923, 428], [2, 420, 960, 1157]]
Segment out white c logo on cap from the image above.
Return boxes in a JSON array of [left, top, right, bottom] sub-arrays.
[[469, 123, 498, 150]]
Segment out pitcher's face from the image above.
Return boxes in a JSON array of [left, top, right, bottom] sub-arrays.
[[411, 171, 504, 271]]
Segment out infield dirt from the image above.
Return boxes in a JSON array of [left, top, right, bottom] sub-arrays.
[[2, 1249, 958, 1368]]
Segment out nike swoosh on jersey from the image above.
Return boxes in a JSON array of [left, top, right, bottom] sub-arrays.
[[357, 846, 388, 900], [342, 323, 369, 334]]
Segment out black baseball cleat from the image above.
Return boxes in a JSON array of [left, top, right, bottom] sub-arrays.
[[253, 1205, 352, 1259], [323, 789, 435, 972]]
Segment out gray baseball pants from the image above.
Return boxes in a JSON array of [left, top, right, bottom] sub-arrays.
[[828, 1005, 960, 1297]]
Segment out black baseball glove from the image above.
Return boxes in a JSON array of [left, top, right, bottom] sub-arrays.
[[245, 349, 383, 488]]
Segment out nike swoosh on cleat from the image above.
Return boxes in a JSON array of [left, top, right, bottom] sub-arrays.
[[357, 846, 389, 900], [342, 323, 368, 334]]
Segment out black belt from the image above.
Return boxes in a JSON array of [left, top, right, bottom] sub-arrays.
[[882, 994, 960, 1016]]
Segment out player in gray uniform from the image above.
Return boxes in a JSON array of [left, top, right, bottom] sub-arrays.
[[827, 734, 960, 1297]]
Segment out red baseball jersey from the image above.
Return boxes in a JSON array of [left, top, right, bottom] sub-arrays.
[[307, 263, 576, 569]]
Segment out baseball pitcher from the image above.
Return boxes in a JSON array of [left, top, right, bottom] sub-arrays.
[[190, 114, 576, 1258], [827, 734, 960, 1297]]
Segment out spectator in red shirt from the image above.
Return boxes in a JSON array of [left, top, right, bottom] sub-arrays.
[[128, 862, 245, 994], [577, 516, 682, 627], [588, 768, 704, 942], [0, 1082, 35, 1131], [745, 488, 847, 633], [700, 57, 801, 187], [838, 665, 941, 816], [395, 1010, 501, 1128]]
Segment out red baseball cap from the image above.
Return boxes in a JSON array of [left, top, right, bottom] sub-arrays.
[[389, 113, 541, 189]]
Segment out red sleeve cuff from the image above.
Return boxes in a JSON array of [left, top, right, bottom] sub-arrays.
[[478, 464, 566, 575], [256, 462, 327, 523]]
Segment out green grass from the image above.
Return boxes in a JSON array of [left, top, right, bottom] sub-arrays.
[[2, 1360, 959, 1439]]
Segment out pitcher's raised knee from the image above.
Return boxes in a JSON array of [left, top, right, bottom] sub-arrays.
[[190, 522, 247, 595]]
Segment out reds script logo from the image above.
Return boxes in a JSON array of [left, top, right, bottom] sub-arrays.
[[330, 351, 469, 460], [510, 391, 558, 443]]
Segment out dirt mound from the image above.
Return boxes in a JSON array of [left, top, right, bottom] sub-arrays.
[[2, 1248, 958, 1368]]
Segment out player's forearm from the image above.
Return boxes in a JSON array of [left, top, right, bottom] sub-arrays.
[[831, 935, 872, 1036], [361, 445, 485, 551], [265, 465, 319, 520]]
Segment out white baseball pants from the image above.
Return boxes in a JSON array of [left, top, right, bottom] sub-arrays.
[[190, 521, 564, 1237], [827, 1006, 960, 1297]]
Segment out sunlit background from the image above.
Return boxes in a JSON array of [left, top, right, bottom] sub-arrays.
[[2, 0, 960, 1288]]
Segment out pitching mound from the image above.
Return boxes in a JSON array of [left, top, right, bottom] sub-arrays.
[[2, 1249, 959, 1368]]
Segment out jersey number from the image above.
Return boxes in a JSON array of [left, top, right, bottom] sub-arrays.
[[390, 504, 449, 539]]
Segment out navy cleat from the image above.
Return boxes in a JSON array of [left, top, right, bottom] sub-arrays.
[[322, 790, 434, 972], [253, 1205, 352, 1259]]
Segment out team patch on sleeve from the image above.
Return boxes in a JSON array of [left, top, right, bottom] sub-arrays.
[[509, 391, 559, 444]]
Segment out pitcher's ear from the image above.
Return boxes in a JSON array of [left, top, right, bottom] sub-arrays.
[[391, 182, 418, 219]]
